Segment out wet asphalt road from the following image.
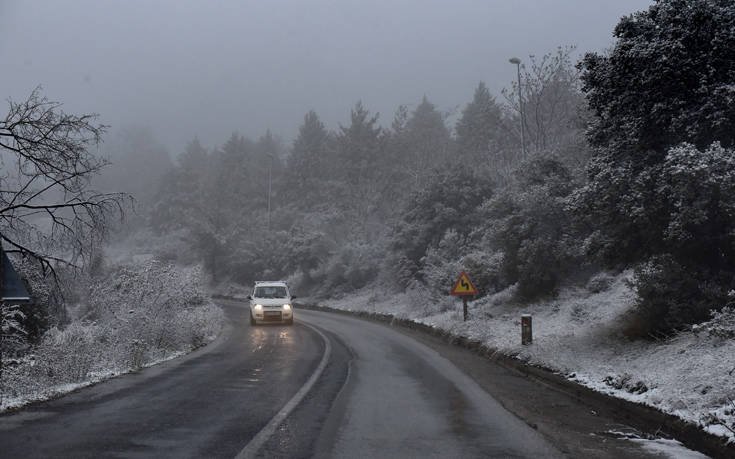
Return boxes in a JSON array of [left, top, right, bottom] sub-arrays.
[[0, 301, 666, 458], [305, 310, 560, 458], [0, 302, 323, 458]]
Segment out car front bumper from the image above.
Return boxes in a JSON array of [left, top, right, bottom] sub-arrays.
[[253, 309, 292, 323]]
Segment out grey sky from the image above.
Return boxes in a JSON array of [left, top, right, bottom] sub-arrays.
[[1, 0, 652, 155]]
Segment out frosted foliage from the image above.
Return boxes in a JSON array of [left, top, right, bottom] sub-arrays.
[[693, 306, 735, 340], [1, 304, 26, 350], [661, 142, 735, 244], [1, 260, 224, 411]]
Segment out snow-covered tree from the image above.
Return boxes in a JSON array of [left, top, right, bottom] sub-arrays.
[[334, 102, 387, 237], [575, 0, 735, 264], [455, 82, 506, 172], [579, 0, 735, 156], [401, 96, 453, 189], [483, 156, 581, 300], [389, 166, 494, 285], [281, 110, 336, 210]]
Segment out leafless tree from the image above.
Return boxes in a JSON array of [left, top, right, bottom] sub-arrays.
[[502, 46, 589, 170], [0, 87, 128, 277]]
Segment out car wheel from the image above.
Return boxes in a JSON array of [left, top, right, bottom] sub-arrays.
[[250, 313, 256, 326]]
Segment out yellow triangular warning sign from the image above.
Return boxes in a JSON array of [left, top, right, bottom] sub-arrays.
[[450, 271, 477, 295]]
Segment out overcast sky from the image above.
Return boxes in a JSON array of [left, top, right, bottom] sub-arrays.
[[1, 0, 652, 155]]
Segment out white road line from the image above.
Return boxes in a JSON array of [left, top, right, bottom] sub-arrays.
[[234, 321, 332, 459]]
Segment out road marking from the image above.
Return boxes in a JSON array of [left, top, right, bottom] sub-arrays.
[[234, 322, 332, 459]]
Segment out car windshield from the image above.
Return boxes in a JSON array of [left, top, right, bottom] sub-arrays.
[[254, 286, 287, 299]]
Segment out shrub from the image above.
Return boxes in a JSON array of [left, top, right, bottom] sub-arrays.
[[1, 260, 225, 407], [34, 322, 104, 382], [313, 241, 383, 296], [586, 272, 615, 294], [692, 306, 735, 340], [483, 156, 582, 301], [389, 165, 494, 281], [419, 248, 463, 300], [633, 255, 729, 336]]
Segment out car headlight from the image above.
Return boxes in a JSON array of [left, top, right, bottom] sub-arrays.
[[254, 304, 263, 312], [282, 304, 291, 310]]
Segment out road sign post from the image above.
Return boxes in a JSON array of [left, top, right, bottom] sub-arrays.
[[450, 271, 477, 322]]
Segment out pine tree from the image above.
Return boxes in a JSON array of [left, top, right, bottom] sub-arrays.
[[455, 82, 505, 173], [335, 102, 386, 237], [403, 96, 452, 189], [281, 110, 333, 209]]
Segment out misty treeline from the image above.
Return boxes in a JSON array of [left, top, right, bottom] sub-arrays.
[[133, 45, 587, 301], [4, 0, 735, 345], [128, 0, 734, 337]]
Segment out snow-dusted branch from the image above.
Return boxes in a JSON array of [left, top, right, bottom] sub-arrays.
[[0, 87, 130, 275]]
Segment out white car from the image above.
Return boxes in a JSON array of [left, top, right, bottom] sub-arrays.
[[248, 281, 294, 325]]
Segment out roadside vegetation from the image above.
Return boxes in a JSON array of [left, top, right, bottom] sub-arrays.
[[2, 0, 734, 444], [141, 0, 735, 339], [0, 92, 223, 412], [1, 259, 222, 411], [116, 0, 734, 443]]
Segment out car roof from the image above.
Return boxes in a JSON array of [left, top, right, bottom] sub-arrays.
[[254, 281, 288, 287]]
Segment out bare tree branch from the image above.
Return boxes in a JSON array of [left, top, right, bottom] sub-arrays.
[[0, 87, 130, 276]]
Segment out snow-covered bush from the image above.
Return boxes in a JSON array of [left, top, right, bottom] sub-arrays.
[[483, 156, 582, 301], [83, 260, 222, 360], [12, 255, 70, 341], [628, 143, 735, 335], [419, 232, 465, 298], [388, 166, 494, 287], [316, 241, 381, 296], [420, 234, 503, 300], [692, 306, 735, 341], [632, 255, 724, 336], [34, 322, 105, 382], [1, 303, 27, 366], [1, 259, 224, 411], [586, 272, 615, 294]]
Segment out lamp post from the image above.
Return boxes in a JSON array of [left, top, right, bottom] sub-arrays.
[[509, 57, 526, 157], [267, 152, 272, 231]]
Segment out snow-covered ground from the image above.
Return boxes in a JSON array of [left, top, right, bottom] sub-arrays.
[[0, 260, 225, 414], [0, 350, 187, 412], [312, 271, 735, 445]]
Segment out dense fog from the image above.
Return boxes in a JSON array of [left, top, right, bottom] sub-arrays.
[[1, 0, 650, 152]]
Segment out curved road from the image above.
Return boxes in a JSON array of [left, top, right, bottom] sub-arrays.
[[0, 300, 671, 458]]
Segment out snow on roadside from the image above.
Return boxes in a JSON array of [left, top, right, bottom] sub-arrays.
[[0, 350, 186, 412], [630, 437, 711, 458], [313, 271, 735, 444], [0, 261, 225, 414]]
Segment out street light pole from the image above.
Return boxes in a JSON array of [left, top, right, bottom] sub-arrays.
[[509, 57, 526, 157], [267, 152, 272, 231]]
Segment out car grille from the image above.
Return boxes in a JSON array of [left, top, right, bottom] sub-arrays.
[[263, 311, 282, 321]]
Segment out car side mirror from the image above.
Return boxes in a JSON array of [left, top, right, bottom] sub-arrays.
[[291, 295, 297, 300], [246, 295, 252, 300]]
